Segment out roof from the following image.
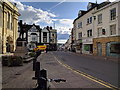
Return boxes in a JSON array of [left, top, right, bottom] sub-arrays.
[[97, 2, 111, 9], [73, 1, 111, 24], [19, 23, 41, 32]]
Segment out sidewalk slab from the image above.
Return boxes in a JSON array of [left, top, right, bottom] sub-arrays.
[[38, 52, 106, 88]]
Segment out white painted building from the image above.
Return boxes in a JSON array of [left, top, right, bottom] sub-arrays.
[[18, 22, 41, 51], [27, 24, 41, 51], [73, 2, 97, 54], [41, 27, 50, 44], [73, 1, 120, 57]]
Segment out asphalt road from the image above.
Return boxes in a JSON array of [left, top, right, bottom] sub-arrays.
[[52, 51, 119, 88]]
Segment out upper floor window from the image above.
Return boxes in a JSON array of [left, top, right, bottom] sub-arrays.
[[110, 24, 116, 35], [0, 8, 2, 27], [52, 33, 54, 37], [98, 27, 105, 36], [78, 32, 82, 39], [7, 12, 10, 29], [87, 3, 92, 10], [87, 17, 92, 24], [78, 22, 82, 28], [31, 33, 37, 42], [87, 29, 92, 37], [43, 32, 47, 37], [110, 8, 116, 20], [98, 14, 102, 24]]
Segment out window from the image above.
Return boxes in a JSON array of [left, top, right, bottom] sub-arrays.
[[78, 22, 82, 28], [52, 34, 54, 37], [98, 27, 102, 36], [87, 17, 92, 24], [78, 32, 82, 39], [84, 45, 90, 51], [43, 38, 47, 43], [87, 18, 89, 24], [43, 32, 47, 37], [110, 43, 120, 54], [87, 29, 92, 37], [98, 14, 102, 24], [110, 8, 116, 20], [0, 8, 2, 27], [110, 24, 116, 35], [10, 15, 13, 30], [7, 12, 10, 29], [90, 17, 92, 23], [98, 28, 105, 36], [31, 34, 37, 42]]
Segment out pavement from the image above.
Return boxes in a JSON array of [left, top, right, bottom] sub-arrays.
[[38, 52, 106, 88], [2, 59, 36, 89]]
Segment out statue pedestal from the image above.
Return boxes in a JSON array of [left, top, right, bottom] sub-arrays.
[[14, 38, 28, 57]]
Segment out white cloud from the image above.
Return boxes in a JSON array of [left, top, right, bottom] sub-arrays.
[[8, 0, 73, 44], [54, 19, 73, 35], [57, 40, 67, 44], [9, 0, 57, 25]]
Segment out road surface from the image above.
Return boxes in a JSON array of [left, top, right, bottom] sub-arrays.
[[52, 51, 119, 88]]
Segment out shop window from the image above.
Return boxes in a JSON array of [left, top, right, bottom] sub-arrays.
[[110, 43, 120, 54], [84, 45, 90, 51]]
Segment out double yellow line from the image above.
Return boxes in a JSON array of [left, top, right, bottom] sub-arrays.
[[53, 54, 119, 90]]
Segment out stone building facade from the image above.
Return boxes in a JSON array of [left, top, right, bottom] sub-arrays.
[[0, 0, 20, 54]]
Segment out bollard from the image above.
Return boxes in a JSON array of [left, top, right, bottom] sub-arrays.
[[38, 69, 47, 90], [33, 58, 37, 71], [35, 62, 40, 78]]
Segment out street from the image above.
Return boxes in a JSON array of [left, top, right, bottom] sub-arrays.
[[52, 51, 119, 88]]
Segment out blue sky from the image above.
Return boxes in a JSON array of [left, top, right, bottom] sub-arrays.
[[9, 0, 112, 43], [22, 2, 88, 19]]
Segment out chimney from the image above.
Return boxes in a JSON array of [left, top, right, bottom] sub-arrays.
[[46, 26, 49, 30], [50, 26, 52, 30]]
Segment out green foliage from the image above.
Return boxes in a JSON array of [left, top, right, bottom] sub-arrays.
[[2, 56, 23, 66], [29, 52, 36, 57]]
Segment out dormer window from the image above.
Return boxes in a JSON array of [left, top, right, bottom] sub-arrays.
[[87, 3, 92, 10], [78, 10, 82, 17]]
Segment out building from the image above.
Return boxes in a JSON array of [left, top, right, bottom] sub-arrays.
[[73, 1, 120, 58], [41, 26, 57, 51], [64, 35, 72, 51], [18, 21, 41, 51], [41, 26, 50, 45], [93, 1, 120, 57], [73, 2, 98, 54], [0, 0, 20, 54], [71, 28, 76, 52], [49, 27, 57, 51]]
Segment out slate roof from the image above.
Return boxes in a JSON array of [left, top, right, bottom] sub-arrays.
[[73, 1, 111, 24], [19, 23, 41, 33]]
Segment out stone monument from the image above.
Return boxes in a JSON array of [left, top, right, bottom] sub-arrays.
[[14, 38, 28, 57]]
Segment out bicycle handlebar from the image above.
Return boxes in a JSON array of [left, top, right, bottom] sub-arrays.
[[49, 79, 66, 83]]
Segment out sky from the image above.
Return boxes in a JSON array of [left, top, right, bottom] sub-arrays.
[[9, 0, 116, 44]]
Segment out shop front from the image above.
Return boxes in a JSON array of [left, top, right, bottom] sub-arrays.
[[93, 36, 120, 57]]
